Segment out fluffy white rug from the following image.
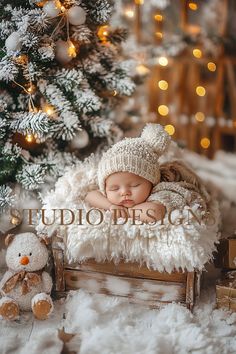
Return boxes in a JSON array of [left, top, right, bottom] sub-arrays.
[[1, 271, 236, 354], [63, 287, 236, 354]]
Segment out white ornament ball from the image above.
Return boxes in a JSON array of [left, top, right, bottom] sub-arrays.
[[70, 130, 89, 149], [68, 6, 86, 26], [5, 32, 22, 52], [55, 40, 72, 64], [43, 0, 61, 18]]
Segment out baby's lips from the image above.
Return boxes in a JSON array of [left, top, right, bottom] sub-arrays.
[[20, 256, 29, 265]]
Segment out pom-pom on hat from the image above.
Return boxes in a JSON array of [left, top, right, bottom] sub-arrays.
[[97, 123, 171, 194]]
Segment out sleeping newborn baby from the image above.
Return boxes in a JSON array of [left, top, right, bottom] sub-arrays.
[[85, 124, 169, 223]]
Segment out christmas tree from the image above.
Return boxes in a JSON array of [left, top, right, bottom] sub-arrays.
[[0, 0, 135, 227]]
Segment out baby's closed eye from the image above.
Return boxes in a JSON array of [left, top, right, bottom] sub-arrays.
[[130, 184, 140, 187]]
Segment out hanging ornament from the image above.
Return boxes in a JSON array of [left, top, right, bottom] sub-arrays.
[[5, 32, 22, 52], [70, 129, 89, 149], [55, 40, 77, 64], [67, 6, 86, 26], [10, 209, 22, 226], [43, 0, 61, 18]]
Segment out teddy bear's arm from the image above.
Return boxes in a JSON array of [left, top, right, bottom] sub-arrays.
[[0, 270, 14, 294], [41, 271, 53, 294]]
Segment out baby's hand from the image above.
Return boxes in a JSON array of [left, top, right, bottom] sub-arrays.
[[109, 204, 128, 219]]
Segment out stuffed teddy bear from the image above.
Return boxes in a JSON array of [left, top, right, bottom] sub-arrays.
[[0, 232, 53, 321]]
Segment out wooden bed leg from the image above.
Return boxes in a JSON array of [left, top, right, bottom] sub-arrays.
[[186, 272, 195, 312], [52, 235, 65, 294]]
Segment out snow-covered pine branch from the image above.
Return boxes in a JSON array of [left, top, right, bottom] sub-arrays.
[[10, 111, 52, 137], [16, 163, 48, 190], [0, 185, 14, 211], [82, 0, 113, 24]]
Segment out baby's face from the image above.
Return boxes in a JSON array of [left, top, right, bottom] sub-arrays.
[[105, 172, 152, 207]]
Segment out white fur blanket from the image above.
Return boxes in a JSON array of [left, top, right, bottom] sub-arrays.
[[37, 147, 220, 273]]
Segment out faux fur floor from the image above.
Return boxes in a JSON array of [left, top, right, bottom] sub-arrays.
[[1, 268, 236, 354]]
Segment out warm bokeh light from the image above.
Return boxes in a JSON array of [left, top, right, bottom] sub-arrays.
[[154, 14, 163, 21], [200, 138, 210, 149], [207, 62, 217, 72], [196, 86, 206, 96], [189, 2, 198, 11], [136, 64, 150, 75], [158, 80, 168, 90], [158, 105, 169, 116], [135, 0, 144, 4], [124, 8, 135, 18], [195, 112, 205, 122], [155, 32, 163, 39], [200, 138, 211, 149], [192, 48, 202, 58], [158, 56, 168, 66], [165, 124, 175, 135]]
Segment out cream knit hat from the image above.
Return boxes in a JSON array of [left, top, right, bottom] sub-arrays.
[[97, 123, 171, 194]]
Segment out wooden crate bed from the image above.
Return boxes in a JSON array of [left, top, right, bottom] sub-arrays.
[[52, 238, 201, 311]]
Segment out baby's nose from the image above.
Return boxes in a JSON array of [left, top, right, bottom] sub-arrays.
[[121, 189, 131, 196]]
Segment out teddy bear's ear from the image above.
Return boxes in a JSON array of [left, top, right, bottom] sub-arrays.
[[5, 233, 15, 246]]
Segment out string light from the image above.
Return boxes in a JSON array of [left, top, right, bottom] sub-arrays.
[[26, 84, 36, 94], [154, 14, 163, 21], [207, 62, 216, 72], [200, 138, 210, 149], [158, 80, 168, 90], [165, 124, 175, 135], [97, 25, 110, 42], [195, 112, 205, 122], [188, 2, 198, 11], [192, 48, 202, 58], [67, 40, 77, 58], [158, 56, 168, 66], [196, 86, 206, 96], [25, 134, 34, 143], [158, 105, 169, 116]]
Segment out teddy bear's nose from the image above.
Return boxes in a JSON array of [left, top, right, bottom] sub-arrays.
[[20, 256, 29, 265]]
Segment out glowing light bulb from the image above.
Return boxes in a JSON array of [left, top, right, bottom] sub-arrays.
[[97, 25, 110, 42], [195, 112, 205, 122], [200, 138, 210, 149], [207, 62, 216, 72], [67, 41, 77, 58], [158, 56, 168, 66], [158, 80, 168, 90], [158, 105, 169, 116], [192, 48, 202, 58], [196, 86, 206, 96], [25, 134, 34, 143], [165, 124, 175, 135]]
